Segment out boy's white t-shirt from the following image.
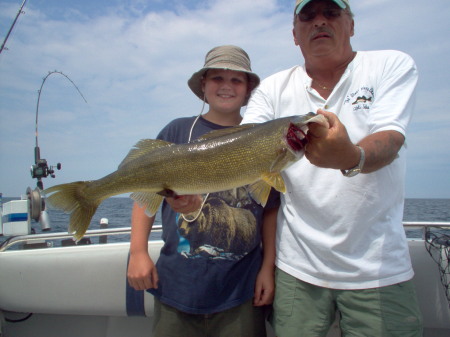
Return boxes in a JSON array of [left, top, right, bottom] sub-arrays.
[[243, 50, 418, 289]]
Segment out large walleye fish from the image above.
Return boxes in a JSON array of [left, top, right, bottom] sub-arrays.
[[45, 113, 328, 240]]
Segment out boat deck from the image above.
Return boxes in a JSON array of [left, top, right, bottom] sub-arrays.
[[1, 223, 449, 337]]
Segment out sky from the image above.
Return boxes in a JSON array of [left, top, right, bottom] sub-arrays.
[[0, 0, 449, 199]]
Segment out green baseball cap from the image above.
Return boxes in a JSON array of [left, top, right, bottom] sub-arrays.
[[295, 0, 350, 15]]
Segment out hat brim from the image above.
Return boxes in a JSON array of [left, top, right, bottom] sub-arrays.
[[295, 0, 348, 15], [188, 67, 260, 106]]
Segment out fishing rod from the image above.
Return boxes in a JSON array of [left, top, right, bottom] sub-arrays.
[[0, 0, 28, 54], [27, 70, 87, 230], [31, 70, 88, 190]]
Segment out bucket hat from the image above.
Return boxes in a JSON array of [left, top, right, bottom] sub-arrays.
[[295, 0, 350, 14], [188, 45, 260, 106]]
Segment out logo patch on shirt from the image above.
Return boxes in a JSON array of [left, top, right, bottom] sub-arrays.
[[344, 87, 374, 112], [352, 96, 372, 105]]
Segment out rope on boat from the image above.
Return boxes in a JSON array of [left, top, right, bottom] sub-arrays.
[[4, 312, 33, 323], [425, 230, 450, 307]]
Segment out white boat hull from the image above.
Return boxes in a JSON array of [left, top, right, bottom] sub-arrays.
[[1, 225, 449, 337]]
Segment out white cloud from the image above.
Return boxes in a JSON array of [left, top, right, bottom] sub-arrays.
[[0, 0, 449, 198]]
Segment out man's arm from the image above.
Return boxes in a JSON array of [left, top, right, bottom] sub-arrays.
[[306, 109, 404, 173]]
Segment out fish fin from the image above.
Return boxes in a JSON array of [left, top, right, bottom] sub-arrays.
[[119, 139, 173, 168], [45, 182, 100, 241], [193, 123, 258, 142], [261, 172, 286, 194], [247, 180, 272, 207], [131, 192, 164, 217]]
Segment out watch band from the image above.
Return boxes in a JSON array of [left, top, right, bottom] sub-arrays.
[[341, 145, 365, 177]]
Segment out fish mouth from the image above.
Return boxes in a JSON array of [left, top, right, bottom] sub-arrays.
[[286, 122, 308, 153]]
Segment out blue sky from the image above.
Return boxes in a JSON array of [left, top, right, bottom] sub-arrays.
[[0, 0, 449, 199]]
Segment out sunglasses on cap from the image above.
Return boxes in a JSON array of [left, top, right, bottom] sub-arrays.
[[297, 7, 342, 22]]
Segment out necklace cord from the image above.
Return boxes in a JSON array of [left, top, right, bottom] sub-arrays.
[[181, 94, 210, 222]]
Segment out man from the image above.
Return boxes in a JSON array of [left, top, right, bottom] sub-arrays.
[[242, 0, 423, 336]]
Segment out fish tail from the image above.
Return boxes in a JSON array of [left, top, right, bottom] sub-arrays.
[[45, 181, 100, 241]]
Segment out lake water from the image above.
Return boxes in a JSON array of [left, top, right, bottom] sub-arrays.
[[1, 197, 449, 246]]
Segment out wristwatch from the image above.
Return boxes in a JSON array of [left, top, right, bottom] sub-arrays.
[[341, 145, 365, 177]]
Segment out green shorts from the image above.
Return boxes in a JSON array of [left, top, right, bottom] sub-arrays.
[[272, 268, 423, 337], [153, 298, 267, 337]]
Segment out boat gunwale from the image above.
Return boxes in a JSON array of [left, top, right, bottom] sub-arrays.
[[1, 222, 449, 252]]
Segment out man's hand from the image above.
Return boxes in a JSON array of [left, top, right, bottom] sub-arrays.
[[305, 109, 360, 170]]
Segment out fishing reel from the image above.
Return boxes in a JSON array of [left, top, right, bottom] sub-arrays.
[[30, 146, 61, 190], [30, 160, 61, 188], [26, 186, 51, 231]]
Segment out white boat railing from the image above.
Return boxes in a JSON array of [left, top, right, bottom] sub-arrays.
[[1, 222, 448, 252], [403, 221, 450, 228], [403, 221, 450, 239], [0, 225, 164, 251]]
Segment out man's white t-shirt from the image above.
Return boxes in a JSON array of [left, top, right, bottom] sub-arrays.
[[243, 50, 418, 289]]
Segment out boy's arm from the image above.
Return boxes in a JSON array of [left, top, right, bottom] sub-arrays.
[[127, 202, 159, 290], [254, 206, 278, 306]]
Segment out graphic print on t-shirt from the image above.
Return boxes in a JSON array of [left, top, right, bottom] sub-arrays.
[[344, 86, 375, 112], [176, 187, 258, 260]]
